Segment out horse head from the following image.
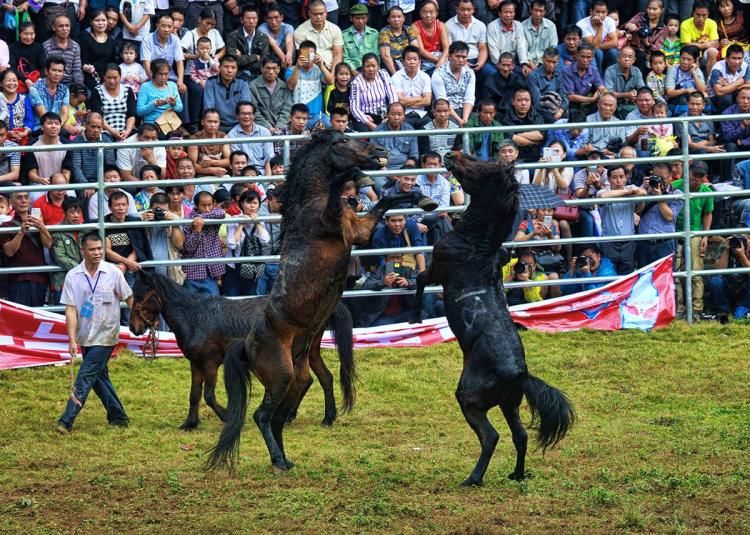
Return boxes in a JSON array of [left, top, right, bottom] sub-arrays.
[[312, 129, 388, 172], [129, 271, 163, 336], [444, 151, 517, 196]]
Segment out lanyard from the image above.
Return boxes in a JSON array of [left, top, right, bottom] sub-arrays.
[[85, 271, 102, 296]]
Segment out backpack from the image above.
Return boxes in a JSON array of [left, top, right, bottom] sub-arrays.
[[238, 227, 265, 280]]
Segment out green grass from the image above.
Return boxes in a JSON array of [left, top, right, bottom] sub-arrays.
[[1, 322, 748, 533]]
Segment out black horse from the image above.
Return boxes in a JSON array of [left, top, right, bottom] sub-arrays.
[[129, 271, 355, 429], [207, 130, 437, 472], [411, 152, 575, 486]]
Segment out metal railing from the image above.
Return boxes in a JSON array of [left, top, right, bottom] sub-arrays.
[[2, 113, 750, 322]]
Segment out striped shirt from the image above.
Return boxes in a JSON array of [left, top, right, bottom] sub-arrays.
[[182, 207, 226, 280], [349, 69, 398, 124], [42, 38, 83, 86]]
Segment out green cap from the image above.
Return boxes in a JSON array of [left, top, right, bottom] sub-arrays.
[[349, 4, 369, 15]]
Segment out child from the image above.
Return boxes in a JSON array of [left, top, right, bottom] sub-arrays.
[[120, 42, 148, 94], [165, 139, 187, 179], [182, 190, 226, 295], [187, 36, 219, 88], [661, 14, 682, 67], [65, 84, 89, 139], [241, 165, 267, 200], [647, 99, 677, 155], [608, 9, 628, 49], [0, 194, 11, 223], [646, 51, 668, 100]]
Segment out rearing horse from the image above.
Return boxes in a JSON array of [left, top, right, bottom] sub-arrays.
[[207, 130, 437, 471]]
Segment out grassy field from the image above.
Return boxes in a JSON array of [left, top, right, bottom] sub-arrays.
[[0, 322, 748, 534]]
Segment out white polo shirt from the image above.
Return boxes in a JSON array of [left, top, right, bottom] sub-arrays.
[[61, 260, 133, 347], [293, 20, 343, 69], [445, 16, 487, 61], [391, 68, 432, 117]]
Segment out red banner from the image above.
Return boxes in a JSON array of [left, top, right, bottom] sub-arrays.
[[0, 257, 674, 371]]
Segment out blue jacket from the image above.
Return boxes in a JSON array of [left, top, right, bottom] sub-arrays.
[[203, 76, 251, 131], [561, 256, 618, 295]]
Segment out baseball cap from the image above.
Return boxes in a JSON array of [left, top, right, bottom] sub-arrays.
[[689, 160, 708, 175]]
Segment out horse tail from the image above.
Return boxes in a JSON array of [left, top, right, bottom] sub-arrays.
[[522, 374, 575, 452], [206, 339, 252, 472], [329, 302, 356, 413]]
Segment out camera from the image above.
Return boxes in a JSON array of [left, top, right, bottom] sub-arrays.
[[646, 175, 663, 191], [728, 235, 747, 251], [153, 207, 166, 221], [575, 256, 592, 270], [346, 196, 358, 209], [514, 261, 530, 275]]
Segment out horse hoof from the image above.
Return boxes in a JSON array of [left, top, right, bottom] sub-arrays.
[[284, 459, 295, 470], [271, 464, 290, 476], [508, 471, 525, 481], [285, 413, 297, 424], [320, 418, 335, 427], [460, 477, 484, 487], [179, 421, 199, 431]]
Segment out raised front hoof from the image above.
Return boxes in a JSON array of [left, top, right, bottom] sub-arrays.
[[408, 315, 423, 325], [417, 196, 439, 212], [460, 477, 484, 487], [179, 420, 199, 431], [508, 471, 525, 481]]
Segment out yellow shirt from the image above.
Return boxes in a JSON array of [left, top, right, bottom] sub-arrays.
[[680, 17, 719, 45]]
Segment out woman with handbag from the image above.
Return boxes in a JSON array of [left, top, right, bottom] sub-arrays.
[[8, 22, 46, 93], [224, 189, 269, 297], [136, 58, 183, 128], [0, 69, 33, 145], [349, 53, 398, 132], [718, 0, 750, 58]]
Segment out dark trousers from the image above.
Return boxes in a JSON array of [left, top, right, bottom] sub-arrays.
[[222, 265, 258, 297], [636, 238, 676, 269], [600, 240, 636, 275], [58, 345, 128, 430], [8, 280, 47, 307], [708, 275, 750, 318]]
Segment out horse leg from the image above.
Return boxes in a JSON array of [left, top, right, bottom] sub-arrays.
[[500, 399, 528, 481], [409, 267, 432, 324], [456, 373, 500, 487], [270, 356, 312, 469], [308, 344, 337, 426], [203, 360, 226, 422], [180, 363, 204, 430], [349, 193, 439, 245]]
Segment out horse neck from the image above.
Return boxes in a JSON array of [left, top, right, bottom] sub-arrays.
[[151, 275, 201, 332], [456, 200, 515, 261]]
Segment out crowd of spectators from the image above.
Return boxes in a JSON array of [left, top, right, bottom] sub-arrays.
[[1, 0, 750, 324]]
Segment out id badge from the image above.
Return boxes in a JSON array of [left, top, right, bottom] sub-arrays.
[[81, 300, 95, 319]]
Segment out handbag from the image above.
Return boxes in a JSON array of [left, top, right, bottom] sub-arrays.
[[238, 227, 265, 280], [719, 20, 750, 58], [553, 193, 580, 222], [155, 108, 182, 136], [16, 58, 41, 93]]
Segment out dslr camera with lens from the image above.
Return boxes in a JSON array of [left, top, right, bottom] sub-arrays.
[[728, 235, 748, 251], [646, 175, 663, 191], [153, 207, 166, 221], [346, 196, 358, 209], [513, 261, 529, 275], [575, 255, 592, 270]]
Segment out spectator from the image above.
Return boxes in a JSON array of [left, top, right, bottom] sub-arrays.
[[484, 54, 527, 119], [55, 231, 133, 435], [382, 166, 426, 224], [81, 10, 118, 90], [596, 165, 647, 274], [136, 57, 184, 124], [379, 6, 418, 75], [184, 36, 220, 128], [685, 92, 726, 159], [391, 45, 432, 128], [673, 160, 714, 318], [223, 150, 249, 190], [586, 93, 627, 158], [120, 0, 155, 50], [133, 165, 163, 211], [165, 140, 188, 179], [562, 42, 607, 115], [619, 145, 645, 187], [106, 6, 126, 53], [249, 57, 293, 132], [636, 169, 683, 267], [8, 22, 47, 93], [272, 103, 311, 156], [573, 150, 610, 236], [0, 120, 20, 183], [665, 45, 707, 115], [498, 140, 530, 184], [342, 4, 380, 75], [527, 47, 568, 115], [577, 0, 619, 73], [708, 235, 750, 322], [43, 16, 83, 86], [324, 62, 352, 117], [431, 40, 475, 127], [28, 56, 69, 131], [562, 244, 618, 294], [203, 55, 252, 132], [256, 186, 283, 295], [445, 0, 491, 81], [412, 1, 449, 74], [176, 157, 215, 203], [720, 87, 750, 155], [70, 113, 117, 197], [457, 100, 503, 160], [294, 0, 343, 71], [286, 40, 333, 128], [513, 207, 562, 271], [546, 108, 590, 160], [624, 87, 656, 151], [117, 123, 167, 181], [23, 112, 73, 202], [502, 87, 544, 163], [225, 6, 270, 82], [0, 190, 51, 306], [349, 53, 398, 131], [143, 192, 186, 285], [421, 99, 457, 156], [487, 1, 530, 75], [181, 8, 225, 62], [708, 44, 750, 114], [416, 154, 453, 243], [228, 101, 274, 176], [680, 0, 719, 77], [30, 172, 67, 226], [660, 13, 682, 67], [259, 4, 295, 71], [50, 196, 84, 304], [88, 165, 139, 222], [373, 102, 420, 175], [603, 46, 644, 119], [89, 64, 138, 141], [622, 0, 667, 74], [522, 0, 558, 71], [330, 107, 352, 132], [556, 25, 586, 68], [188, 108, 230, 177], [181, 190, 225, 295], [225, 189, 269, 296], [503, 250, 552, 305], [357, 252, 423, 327], [646, 51, 668, 101], [371, 213, 426, 272], [165, 185, 193, 219], [141, 14, 187, 113]]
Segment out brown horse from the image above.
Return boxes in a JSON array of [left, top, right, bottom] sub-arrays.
[[129, 271, 355, 429], [207, 130, 437, 472]]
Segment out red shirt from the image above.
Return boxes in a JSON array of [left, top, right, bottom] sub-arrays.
[[32, 194, 65, 225]]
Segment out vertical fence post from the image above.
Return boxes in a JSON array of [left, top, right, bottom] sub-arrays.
[[283, 139, 291, 169], [680, 121, 693, 323], [96, 147, 105, 244]]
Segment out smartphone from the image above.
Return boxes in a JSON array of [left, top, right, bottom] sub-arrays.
[[385, 261, 401, 276], [31, 207, 42, 220], [308, 52, 315, 61], [587, 165, 597, 175], [543, 215, 553, 228], [542, 147, 555, 161]]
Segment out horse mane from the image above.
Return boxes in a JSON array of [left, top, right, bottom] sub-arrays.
[[147, 272, 195, 306]]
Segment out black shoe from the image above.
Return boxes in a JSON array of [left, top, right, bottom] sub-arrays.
[[109, 419, 129, 428], [718, 314, 729, 324]]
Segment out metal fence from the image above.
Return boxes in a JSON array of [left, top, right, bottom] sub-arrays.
[[2, 113, 750, 323]]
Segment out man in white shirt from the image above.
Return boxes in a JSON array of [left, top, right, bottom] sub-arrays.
[[576, 0, 619, 73], [228, 101, 274, 176], [522, 0, 558, 70], [391, 46, 432, 128], [487, 0, 531, 76], [445, 0, 494, 82], [116, 123, 167, 182], [56, 232, 134, 433]]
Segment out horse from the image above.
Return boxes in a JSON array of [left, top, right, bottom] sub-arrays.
[[207, 129, 437, 472], [410, 152, 575, 486], [129, 270, 355, 429]]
